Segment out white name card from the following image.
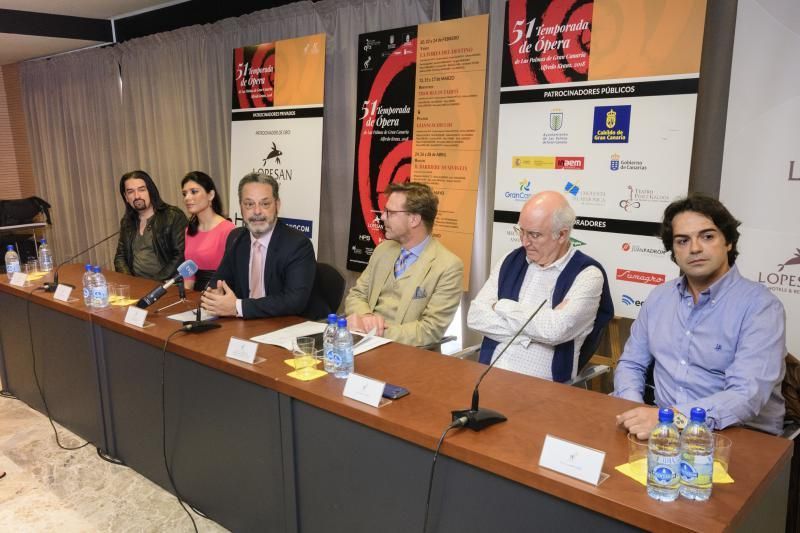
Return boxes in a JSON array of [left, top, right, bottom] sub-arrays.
[[343, 373, 385, 407], [124, 306, 148, 328], [9, 272, 26, 287], [538, 434, 606, 486], [53, 284, 73, 302], [226, 337, 259, 364]]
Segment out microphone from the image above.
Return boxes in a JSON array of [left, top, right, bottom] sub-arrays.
[[451, 299, 547, 431], [136, 260, 198, 309], [42, 231, 120, 292]]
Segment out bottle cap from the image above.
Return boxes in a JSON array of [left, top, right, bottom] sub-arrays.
[[6, 245, 13, 251], [85, 264, 92, 270], [93, 266, 101, 273], [689, 407, 707, 423], [328, 313, 338, 324], [40, 238, 47, 244], [657, 408, 674, 424], [337, 317, 347, 328]]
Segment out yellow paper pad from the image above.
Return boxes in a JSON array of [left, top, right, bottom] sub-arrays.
[[112, 298, 139, 306], [287, 368, 327, 381], [26, 272, 47, 280], [285, 358, 314, 369], [615, 458, 734, 485]]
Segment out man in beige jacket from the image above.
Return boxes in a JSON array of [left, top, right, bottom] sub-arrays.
[[345, 182, 463, 347]]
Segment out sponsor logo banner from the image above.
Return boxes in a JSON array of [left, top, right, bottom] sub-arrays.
[[609, 153, 647, 172], [592, 105, 631, 143], [499, 78, 699, 103], [504, 179, 533, 202], [279, 217, 313, 238], [621, 242, 668, 256], [230, 34, 326, 249], [616, 268, 666, 285], [494, 210, 661, 236], [621, 294, 645, 306], [511, 156, 584, 170]]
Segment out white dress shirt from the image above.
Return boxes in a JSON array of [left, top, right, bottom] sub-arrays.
[[467, 247, 603, 380]]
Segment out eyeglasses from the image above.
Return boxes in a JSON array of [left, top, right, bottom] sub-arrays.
[[241, 199, 274, 211], [381, 209, 410, 217], [513, 225, 545, 241]]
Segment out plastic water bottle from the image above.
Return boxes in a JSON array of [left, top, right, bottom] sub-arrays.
[[38, 238, 53, 272], [82, 264, 93, 306], [5, 245, 20, 280], [333, 317, 354, 379], [680, 407, 714, 501], [323, 313, 339, 373], [647, 408, 681, 502], [91, 266, 109, 308]]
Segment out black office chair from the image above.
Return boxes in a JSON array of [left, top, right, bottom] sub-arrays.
[[312, 262, 345, 315]]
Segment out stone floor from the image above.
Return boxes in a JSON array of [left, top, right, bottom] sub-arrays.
[[0, 396, 228, 532]]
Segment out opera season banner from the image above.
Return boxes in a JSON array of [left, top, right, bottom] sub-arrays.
[[230, 33, 326, 250], [493, 0, 706, 318], [346, 15, 489, 289], [719, 0, 800, 356]]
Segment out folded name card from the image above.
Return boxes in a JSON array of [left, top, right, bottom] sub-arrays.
[[226, 337, 259, 364], [538, 434, 606, 486], [124, 306, 148, 328], [53, 284, 73, 302], [343, 373, 385, 407]]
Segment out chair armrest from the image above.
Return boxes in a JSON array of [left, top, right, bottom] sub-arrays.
[[450, 343, 481, 360], [419, 335, 457, 352], [567, 364, 610, 387]]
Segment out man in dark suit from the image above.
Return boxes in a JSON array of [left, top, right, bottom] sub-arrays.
[[201, 172, 318, 319]]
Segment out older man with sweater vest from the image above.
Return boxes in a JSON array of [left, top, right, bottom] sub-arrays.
[[345, 182, 463, 347], [468, 191, 613, 383]]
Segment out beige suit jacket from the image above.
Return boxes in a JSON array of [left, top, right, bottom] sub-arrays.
[[345, 238, 463, 347]]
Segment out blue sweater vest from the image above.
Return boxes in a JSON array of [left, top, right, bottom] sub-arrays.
[[478, 248, 614, 382]]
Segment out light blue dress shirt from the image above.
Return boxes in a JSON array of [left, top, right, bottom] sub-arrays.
[[613, 265, 786, 434], [395, 235, 431, 277]]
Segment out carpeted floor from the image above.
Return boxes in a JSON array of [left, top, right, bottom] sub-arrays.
[[0, 396, 228, 532]]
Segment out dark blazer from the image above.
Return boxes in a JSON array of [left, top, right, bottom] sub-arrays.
[[211, 223, 323, 319]]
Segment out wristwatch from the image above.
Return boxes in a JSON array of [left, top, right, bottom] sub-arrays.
[[670, 407, 688, 430]]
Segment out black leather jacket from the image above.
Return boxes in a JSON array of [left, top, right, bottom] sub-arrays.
[[114, 204, 187, 281]]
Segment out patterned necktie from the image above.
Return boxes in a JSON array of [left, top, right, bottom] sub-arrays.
[[249, 241, 265, 298], [394, 248, 412, 278]]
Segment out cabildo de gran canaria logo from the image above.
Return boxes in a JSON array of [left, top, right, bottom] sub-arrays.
[[592, 105, 631, 143]]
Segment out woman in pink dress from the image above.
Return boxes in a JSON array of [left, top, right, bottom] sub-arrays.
[[181, 171, 235, 291]]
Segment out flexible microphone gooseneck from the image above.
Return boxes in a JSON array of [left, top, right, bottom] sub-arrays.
[[451, 299, 547, 431], [42, 231, 120, 292], [136, 260, 198, 309]]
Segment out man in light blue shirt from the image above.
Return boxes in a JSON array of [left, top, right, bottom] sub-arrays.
[[614, 195, 786, 437]]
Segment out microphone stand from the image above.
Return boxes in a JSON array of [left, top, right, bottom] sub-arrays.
[[43, 231, 120, 292], [181, 293, 221, 333], [155, 277, 190, 313], [451, 299, 547, 431]]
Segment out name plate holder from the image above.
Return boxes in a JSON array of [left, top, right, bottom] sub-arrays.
[[538, 434, 608, 486], [124, 306, 154, 329], [53, 284, 79, 303], [226, 337, 265, 365], [343, 373, 391, 408]]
